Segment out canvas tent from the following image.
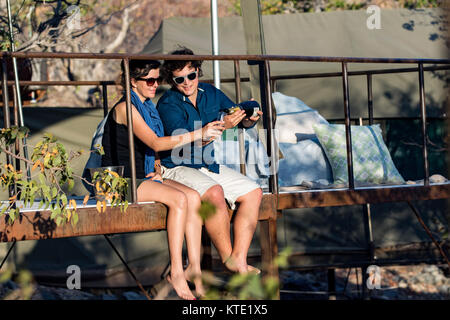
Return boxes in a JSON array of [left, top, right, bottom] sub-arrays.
[[140, 7, 449, 267], [0, 8, 448, 287], [142, 8, 449, 119]]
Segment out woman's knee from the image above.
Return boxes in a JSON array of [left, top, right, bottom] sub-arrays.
[[167, 190, 188, 211], [185, 189, 201, 209]]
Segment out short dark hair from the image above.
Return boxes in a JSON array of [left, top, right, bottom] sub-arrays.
[[120, 59, 161, 88], [161, 46, 203, 85]]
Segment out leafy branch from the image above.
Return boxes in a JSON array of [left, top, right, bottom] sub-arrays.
[[0, 126, 128, 226]]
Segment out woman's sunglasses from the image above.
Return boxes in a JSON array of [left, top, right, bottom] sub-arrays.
[[136, 77, 162, 86], [173, 71, 198, 85]]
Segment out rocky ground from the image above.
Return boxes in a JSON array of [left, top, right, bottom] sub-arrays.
[[280, 264, 449, 300], [0, 263, 448, 300]]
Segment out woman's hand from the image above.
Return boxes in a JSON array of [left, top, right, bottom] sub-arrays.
[[202, 121, 225, 142], [223, 109, 246, 129], [146, 172, 163, 183]]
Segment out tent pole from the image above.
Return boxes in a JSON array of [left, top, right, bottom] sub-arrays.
[[210, 0, 220, 89], [407, 201, 450, 269], [0, 240, 16, 271], [104, 235, 152, 300]]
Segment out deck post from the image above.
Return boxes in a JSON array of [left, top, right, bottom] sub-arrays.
[[234, 59, 247, 176], [201, 226, 213, 270], [259, 215, 279, 290], [418, 62, 429, 186], [342, 62, 354, 189], [102, 83, 109, 117], [327, 268, 336, 300], [123, 58, 137, 203], [1, 58, 15, 197], [367, 73, 373, 125]]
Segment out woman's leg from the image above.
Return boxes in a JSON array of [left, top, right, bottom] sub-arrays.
[[137, 180, 195, 300], [163, 179, 205, 297]]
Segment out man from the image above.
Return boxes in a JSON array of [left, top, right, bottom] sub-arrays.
[[157, 47, 263, 274]]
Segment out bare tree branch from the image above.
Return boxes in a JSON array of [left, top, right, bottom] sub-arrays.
[[103, 2, 139, 53]]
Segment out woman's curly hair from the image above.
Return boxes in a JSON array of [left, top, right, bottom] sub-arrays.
[[120, 59, 161, 89], [160, 46, 203, 85]]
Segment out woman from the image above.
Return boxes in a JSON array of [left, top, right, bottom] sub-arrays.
[[101, 60, 224, 300]]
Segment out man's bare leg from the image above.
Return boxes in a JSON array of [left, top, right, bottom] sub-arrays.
[[225, 188, 263, 274], [203, 186, 263, 274], [201, 185, 233, 262]]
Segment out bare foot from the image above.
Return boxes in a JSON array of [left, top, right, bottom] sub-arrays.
[[224, 257, 261, 274], [246, 265, 261, 275], [167, 273, 196, 300], [185, 265, 206, 298]]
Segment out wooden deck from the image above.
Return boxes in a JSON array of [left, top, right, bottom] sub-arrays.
[[1, 183, 449, 279]]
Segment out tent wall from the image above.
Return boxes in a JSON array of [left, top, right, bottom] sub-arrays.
[[141, 8, 449, 119]]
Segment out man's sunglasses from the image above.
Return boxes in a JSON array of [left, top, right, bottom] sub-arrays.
[[136, 77, 162, 86], [173, 71, 198, 85]]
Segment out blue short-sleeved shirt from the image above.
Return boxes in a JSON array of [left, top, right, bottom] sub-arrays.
[[157, 82, 235, 173]]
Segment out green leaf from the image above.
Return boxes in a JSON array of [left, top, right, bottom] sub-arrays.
[[53, 155, 61, 166], [39, 173, 46, 185], [44, 133, 54, 141], [198, 201, 217, 220], [55, 216, 63, 226], [227, 273, 249, 289], [61, 194, 67, 207], [35, 140, 44, 149], [111, 177, 118, 189], [44, 190, 51, 202], [67, 178, 74, 191], [72, 212, 79, 226], [0, 269, 13, 283], [50, 209, 58, 219], [8, 210, 15, 222]]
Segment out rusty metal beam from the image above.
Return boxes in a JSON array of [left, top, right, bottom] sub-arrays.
[[0, 194, 277, 243], [3, 183, 448, 243], [0, 203, 168, 243], [3, 51, 450, 64], [3, 65, 448, 88], [1, 185, 448, 243], [277, 183, 450, 210]]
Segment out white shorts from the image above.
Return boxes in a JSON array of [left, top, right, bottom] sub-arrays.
[[161, 165, 261, 210]]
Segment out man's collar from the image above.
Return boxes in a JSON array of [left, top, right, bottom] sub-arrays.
[[173, 85, 204, 102]]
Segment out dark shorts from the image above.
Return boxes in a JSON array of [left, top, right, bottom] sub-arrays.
[[125, 178, 146, 202]]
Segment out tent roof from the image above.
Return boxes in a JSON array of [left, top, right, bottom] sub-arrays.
[[142, 8, 448, 59], [141, 8, 449, 118]]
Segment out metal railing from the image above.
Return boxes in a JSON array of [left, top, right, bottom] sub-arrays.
[[1, 51, 449, 203]]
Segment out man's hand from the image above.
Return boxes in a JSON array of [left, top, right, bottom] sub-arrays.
[[241, 110, 263, 128], [202, 121, 225, 140], [223, 109, 246, 129]]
